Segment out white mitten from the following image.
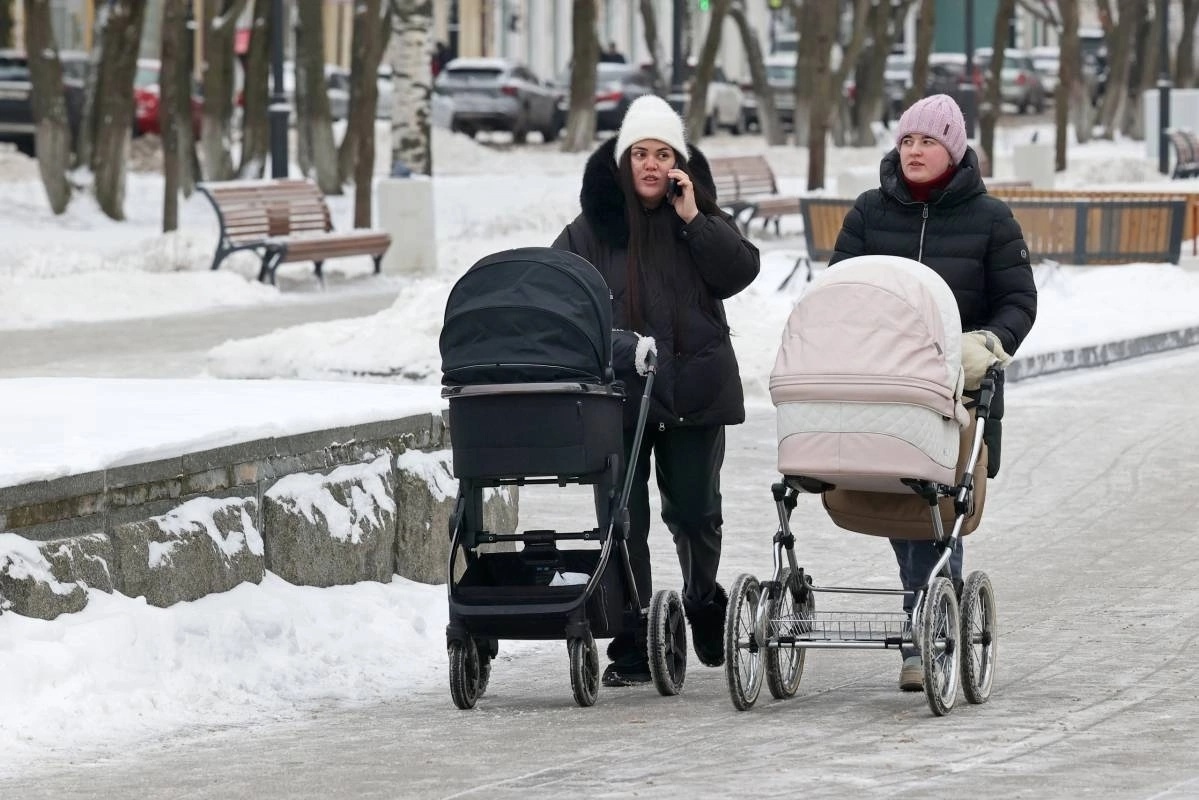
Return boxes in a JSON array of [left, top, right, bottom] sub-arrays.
[[634, 335, 658, 376], [961, 330, 1011, 390]]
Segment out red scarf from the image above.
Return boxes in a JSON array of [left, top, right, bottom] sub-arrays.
[[903, 165, 956, 202]]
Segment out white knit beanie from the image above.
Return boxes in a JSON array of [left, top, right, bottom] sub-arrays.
[[613, 95, 688, 165]]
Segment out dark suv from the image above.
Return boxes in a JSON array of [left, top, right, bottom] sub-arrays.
[[0, 50, 86, 156]]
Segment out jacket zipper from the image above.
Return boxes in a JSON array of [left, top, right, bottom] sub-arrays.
[[918, 204, 929, 262]]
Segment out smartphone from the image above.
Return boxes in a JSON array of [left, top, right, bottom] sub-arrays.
[[666, 178, 680, 201]]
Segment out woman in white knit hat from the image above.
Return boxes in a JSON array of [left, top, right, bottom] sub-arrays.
[[829, 93, 1037, 693], [553, 95, 760, 687]]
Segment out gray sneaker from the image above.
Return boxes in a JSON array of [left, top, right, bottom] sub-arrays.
[[899, 655, 923, 692]]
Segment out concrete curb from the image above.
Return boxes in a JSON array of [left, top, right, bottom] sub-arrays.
[[1007, 326, 1199, 382]]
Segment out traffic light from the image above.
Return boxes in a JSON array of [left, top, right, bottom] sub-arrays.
[[698, 0, 710, 10]]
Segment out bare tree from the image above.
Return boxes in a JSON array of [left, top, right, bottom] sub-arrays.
[[161, 0, 188, 231], [561, 0, 599, 152], [685, 0, 731, 142], [1178, 0, 1199, 87], [639, 0, 668, 94], [238, 0, 272, 178], [386, 0, 433, 176], [296, 0, 340, 192], [23, 0, 71, 213], [1122, 6, 1157, 138], [978, 0, 1016, 167], [904, 0, 936, 113], [1095, 0, 1142, 139], [88, 0, 147, 221], [852, 0, 914, 144], [339, 0, 389, 187], [0, 0, 14, 47], [199, 0, 247, 181], [729, 0, 783, 146], [1056, 0, 1081, 168]]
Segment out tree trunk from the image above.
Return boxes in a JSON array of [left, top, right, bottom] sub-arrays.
[[160, 0, 187, 231], [200, 0, 247, 181], [23, 0, 71, 214], [0, 0, 14, 47], [822, 0, 870, 154], [296, 0, 340, 193], [729, 1, 783, 146], [339, 0, 387, 186], [238, 0, 271, 178], [905, 0, 936, 110], [639, 0, 668, 94], [797, 0, 835, 185], [1056, 0, 1080, 168], [1122, 7, 1155, 139], [1178, 0, 1199, 88], [561, 0, 598, 153], [684, 0, 730, 142], [349, 0, 382, 227], [852, 1, 911, 144], [979, 0, 1016, 169], [386, 0, 434, 175], [90, 0, 147, 221], [1095, 0, 1140, 139]]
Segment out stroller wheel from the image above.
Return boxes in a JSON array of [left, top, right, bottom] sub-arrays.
[[765, 568, 813, 700], [568, 632, 600, 707], [919, 576, 961, 716], [648, 590, 687, 696], [959, 570, 997, 704], [723, 573, 764, 711], [448, 638, 483, 710]]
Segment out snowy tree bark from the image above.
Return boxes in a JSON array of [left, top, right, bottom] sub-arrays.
[[0, 1, 14, 47], [200, 0, 247, 181], [729, 1, 782, 146], [339, 0, 389, 186], [1095, 0, 1142, 139], [685, 0, 730, 142], [296, 0, 341, 192], [238, 0, 271, 178], [905, 0, 936, 110], [979, 0, 1016, 168], [561, 0, 598, 153], [639, 0, 668, 95], [851, 0, 912, 144], [161, 0, 188, 231], [89, 0, 147, 221], [1178, 0, 1199, 88], [1056, 0, 1081, 167], [386, 0, 433, 175], [23, 0, 71, 214]]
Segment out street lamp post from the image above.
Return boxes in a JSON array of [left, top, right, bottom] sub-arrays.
[[269, 0, 290, 178], [671, 0, 684, 90], [1157, 0, 1171, 175]]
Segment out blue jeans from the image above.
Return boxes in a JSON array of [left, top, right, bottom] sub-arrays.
[[891, 538, 963, 658]]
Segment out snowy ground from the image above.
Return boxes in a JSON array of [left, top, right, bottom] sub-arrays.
[[4, 122, 1199, 784]]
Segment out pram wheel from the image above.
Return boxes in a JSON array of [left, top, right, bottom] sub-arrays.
[[568, 632, 600, 707], [723, 573, 764, 711], [959, 570, 997, 704], [765, 568, 813, 700], [648, 590, 687, 696], [448, 638, 484, 710], [919, 576, 961, 716]]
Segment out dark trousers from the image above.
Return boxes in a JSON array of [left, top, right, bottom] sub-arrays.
[[891, 537, 963, 659], [622, 423, 725, 609]]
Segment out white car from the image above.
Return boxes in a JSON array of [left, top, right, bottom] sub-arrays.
[[666, 63, 747, 135]]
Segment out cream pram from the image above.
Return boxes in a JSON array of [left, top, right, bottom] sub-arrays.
[[723, 255, 1000, 716]]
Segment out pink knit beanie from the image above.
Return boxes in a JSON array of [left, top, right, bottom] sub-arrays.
[[895, 94, 968, 164]]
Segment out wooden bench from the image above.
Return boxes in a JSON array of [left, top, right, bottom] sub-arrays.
[[707, 155, 802, 235], [198, 179, 392, 284], [796, 194, 1187, 270], [1166, 129, 1199, 180]]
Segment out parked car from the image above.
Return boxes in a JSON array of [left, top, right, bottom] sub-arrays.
[[1029, 46, 1060, 97], [553, 61, 657, 133], [666, 62, 746, 134], [435, 57, 559, 143], [133, 58, 204, 139], [742, 53, 796, 131], [0, 49, 85, 156], [882, 53, 914, 118], [279, 62, 351, 121], [974, 48, 1047, 114]]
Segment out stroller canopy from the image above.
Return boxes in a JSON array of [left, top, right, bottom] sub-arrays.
[[441, 247, 614, 385]]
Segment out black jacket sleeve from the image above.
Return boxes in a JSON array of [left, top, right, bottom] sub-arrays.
[[829, 193, 870, 265], [679, 213, 760, 298], [981, 203, 1038, 355]]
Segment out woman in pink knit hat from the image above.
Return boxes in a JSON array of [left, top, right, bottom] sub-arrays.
[[829, 93, 1037, 693]]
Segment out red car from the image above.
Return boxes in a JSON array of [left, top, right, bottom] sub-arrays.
[[133, 59, 203, 138]]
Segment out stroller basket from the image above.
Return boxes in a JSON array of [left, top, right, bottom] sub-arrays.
[[775, 610, 910, 644]]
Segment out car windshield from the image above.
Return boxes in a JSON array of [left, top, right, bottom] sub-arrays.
[[766, 64, 794, 83], [440, 67, 503, 84], [134, 66, 158, 88], [0, 55, 29, 82], [885, 55, 912, 74]]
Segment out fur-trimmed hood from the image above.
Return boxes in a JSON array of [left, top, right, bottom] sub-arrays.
[[578, 136, 718, 247]]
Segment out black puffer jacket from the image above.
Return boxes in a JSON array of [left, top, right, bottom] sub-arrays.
[[552, 137, 760, 428], [830, 147, 1036, 355]]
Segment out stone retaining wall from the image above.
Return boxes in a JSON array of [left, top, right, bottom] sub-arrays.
[[0, 413, 517, 620]]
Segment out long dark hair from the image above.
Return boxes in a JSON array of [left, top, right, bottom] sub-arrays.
[[616, 147, 729, 329]]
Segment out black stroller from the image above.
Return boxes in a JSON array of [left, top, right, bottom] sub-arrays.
[[439, 246, 688, 709]]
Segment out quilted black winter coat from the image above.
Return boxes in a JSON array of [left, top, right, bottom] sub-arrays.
[[830, 147, 1037, 355], [552, 138, 760, 428]]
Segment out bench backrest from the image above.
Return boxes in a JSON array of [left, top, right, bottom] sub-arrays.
[[1168, 129, 1197, 164], [993, 187, 1198, 242], [708, 155, 780, 202], [798, 198, 854, 262], [200, 179, 333, 244]]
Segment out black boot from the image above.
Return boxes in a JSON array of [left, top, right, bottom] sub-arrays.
[[601, 623, 650, 687], [684, 583, 728, 667]]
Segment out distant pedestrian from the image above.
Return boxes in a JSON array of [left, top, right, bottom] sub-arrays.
[[599, 41, 626, 64], [432, 41, 452, 77], [828, 93, 1037, 693]]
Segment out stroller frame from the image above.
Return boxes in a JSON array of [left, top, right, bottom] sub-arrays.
[[723, 369, 1001, 717], [444, 353, 690, 709]]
